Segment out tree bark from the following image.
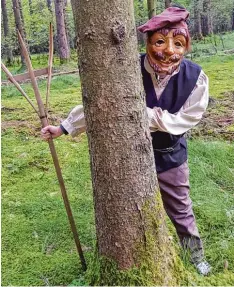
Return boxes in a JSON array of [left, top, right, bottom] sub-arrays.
[[54, 0, 70, 62], [193, 0, 203, 39], [147, 0, 156, 19], [12, 0, 27, 66], [71, 0, 182, 285], [1, 0, 13, 65]]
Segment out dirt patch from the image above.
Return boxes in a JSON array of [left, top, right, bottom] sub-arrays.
[[1, 114, 63, 136], [1, 120, 39, 135], [189, 91, 234, 141]]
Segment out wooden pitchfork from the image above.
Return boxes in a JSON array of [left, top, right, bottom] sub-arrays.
[[1, 25, 87, 271]]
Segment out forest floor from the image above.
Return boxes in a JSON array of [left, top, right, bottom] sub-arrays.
[[1, 38, 234, 286]]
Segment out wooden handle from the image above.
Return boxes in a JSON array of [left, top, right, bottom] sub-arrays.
[[17, 29, 87, 271]]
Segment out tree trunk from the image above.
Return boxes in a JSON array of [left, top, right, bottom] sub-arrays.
[[12, 0, 27, 66], [2, 0, 9, 36], [232, 6, 234, 30], [1, 0, 13, 65], [71, 0, 182, 285], [193, 0, 203, 39], [165, 0, 171, 9], [147, 0, 156, 19], [201, 0, 213, 36], [18, 0, 26, 34], [63, 0, 73, 50], [54, 0, 70, 63], [207, 3, 213, 34]]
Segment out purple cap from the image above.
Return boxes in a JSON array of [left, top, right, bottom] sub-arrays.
[[138, 7, 189, 33]]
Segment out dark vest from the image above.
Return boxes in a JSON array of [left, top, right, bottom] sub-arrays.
[[140, 54, 201, 173]]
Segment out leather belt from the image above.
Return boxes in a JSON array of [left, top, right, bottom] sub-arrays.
[[153, 139, 180, 153]]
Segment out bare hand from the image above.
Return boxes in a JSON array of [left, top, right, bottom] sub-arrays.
[[41, 125, 63, 141]]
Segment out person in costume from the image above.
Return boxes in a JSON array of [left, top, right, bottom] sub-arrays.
[[41, 7, 211, 275]]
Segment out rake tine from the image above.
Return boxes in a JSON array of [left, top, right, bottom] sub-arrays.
[[17, 30, 87, 271], [1, 63, 39, 116], [45, 23, 54, 117]]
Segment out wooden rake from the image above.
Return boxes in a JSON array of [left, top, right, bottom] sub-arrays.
[[1, 24, 87, 271]]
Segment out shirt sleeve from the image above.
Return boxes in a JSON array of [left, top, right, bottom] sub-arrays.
[[61, 105, 86, 137], [146, 70, 209, 135]]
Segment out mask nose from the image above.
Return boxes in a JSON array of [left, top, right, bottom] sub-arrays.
[[164, 41, 174, 56]]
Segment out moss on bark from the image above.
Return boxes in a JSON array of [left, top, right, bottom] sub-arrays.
[[84, 192, 186, 286]]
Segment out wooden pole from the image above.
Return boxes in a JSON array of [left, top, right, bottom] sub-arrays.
[[1, 63, 39, 116], [17, 30, 87, 271]]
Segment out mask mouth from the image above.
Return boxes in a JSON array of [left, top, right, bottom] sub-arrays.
[[147, 54, 181, 75], [153, 52, 166, 61], [169, 54, 181, 62], [153, 52, 181, 64]]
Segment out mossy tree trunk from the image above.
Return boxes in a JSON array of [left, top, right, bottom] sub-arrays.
[[71, 0, 182, 285]]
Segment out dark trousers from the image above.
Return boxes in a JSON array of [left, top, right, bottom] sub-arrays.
[[157, 161, 204, 264]]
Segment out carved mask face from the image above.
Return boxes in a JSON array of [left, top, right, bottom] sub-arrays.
[[146, 28, 188, 75]]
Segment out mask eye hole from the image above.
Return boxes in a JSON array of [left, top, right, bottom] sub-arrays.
[[175, 41, 182, 47], [154, 39, 165, 46]]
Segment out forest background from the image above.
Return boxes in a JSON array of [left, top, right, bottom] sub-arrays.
[[1, 0, 234, 286]]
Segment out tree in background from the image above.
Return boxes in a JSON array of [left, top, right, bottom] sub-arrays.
[[147, 0, 156, 18], [54, 0, 70, 63], [63, 0, 74, 49], [232, 5, 234, 30], [12, 0, 27, 66], [165, 0, 171, 8], [71, 0, 182, 285], [201, 0, 213, 36], [193, 0, 203, 39], [1, 0, 13, 65]]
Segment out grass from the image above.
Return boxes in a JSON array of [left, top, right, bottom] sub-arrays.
[[195, 55, 234, 99], [190, 32, 234, 99], [1, 42, 234, 285]]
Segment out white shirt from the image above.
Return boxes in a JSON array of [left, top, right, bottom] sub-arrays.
[[61, 57, 209, 137]]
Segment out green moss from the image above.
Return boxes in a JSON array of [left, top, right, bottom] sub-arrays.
[[227, 124, 234, 132], [80, 192, 185, 286]]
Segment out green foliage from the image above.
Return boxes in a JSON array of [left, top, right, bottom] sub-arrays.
[[134, 0, 148, 25], [1, 0, 75, 62]]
